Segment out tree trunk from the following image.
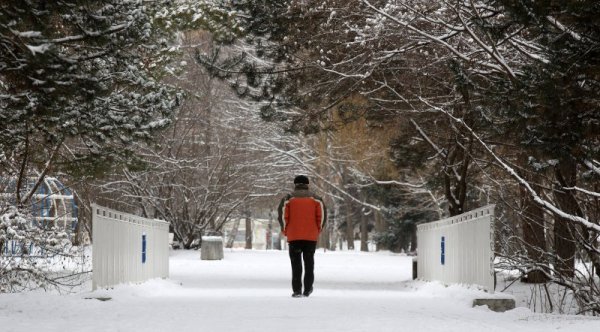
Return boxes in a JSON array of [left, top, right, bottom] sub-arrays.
[[553, 158, 579, 279], [443, 144, 470, 217], [345, 202, 354, 250], [318, 223, 329, 250], [328, 203, 339, 251], [327, 224, 336, 251], [184, 233, 195, 250], [360, 210, 369, 252], [519, 153, 548, 283], [266, 211, 273, 250], [226, 218, 241, 249], [521, 185, 548, 283], [410, 226, 418, 252], [245, 214, 252, 250], [374, 211, 387, 251]]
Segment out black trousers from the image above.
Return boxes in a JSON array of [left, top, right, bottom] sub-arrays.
[[288, 240, 317, 294]]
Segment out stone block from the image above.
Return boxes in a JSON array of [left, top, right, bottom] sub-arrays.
[[473, 298, 516, 312], [201, 236, 224, 260]]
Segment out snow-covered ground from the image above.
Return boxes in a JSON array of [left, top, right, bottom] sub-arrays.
[[1, 249, 599, 331]]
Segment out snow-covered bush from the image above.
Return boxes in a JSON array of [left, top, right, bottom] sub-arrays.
[[0, 206, 87, 293]]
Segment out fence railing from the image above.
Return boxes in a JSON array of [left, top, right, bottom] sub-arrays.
[[417, 205, 495, 292], [92, 204, 169, 290]]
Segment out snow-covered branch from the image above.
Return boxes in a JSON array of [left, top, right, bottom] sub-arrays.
[[419, 97, 600, 233]]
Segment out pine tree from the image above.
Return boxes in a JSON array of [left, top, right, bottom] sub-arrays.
[[0, 0, 187, 203], [495, 0, 600, 279], [0, 0, 215, 293]]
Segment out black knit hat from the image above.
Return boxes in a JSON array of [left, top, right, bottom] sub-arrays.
[[293, 175, 309, 185]]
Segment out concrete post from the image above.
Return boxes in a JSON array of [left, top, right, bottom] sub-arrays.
[[201, 236, 224, 260]]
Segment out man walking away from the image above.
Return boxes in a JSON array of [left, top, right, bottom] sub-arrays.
[[278, 175, 327, 298]]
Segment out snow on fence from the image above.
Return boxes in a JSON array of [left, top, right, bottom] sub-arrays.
[[92, 204, 169, 290], [417, 205, 495, 292]]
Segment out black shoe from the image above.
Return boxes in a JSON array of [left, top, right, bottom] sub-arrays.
[[303, 288, 313, 297], [292, 292, 302, 298]]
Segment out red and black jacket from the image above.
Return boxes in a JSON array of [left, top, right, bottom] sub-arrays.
[[277, 185, 327, 242]]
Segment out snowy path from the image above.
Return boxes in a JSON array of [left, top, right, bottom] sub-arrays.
[[1, 249, 600, 331]]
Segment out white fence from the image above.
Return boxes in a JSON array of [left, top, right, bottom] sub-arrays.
[[92, 204, 169, 290], [417, 205, 495, 292]]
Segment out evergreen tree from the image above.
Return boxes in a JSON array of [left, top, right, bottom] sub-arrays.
[[0, 0, 186, 203], [368, 183, 438, 253], [494, 0, 600, 279], [0, 0, 219, 293]]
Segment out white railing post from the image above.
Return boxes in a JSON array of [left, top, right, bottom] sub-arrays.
[[417, 205, 495, 292], [92, 204, 170, 290]]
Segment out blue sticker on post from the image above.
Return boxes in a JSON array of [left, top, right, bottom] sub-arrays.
[[142, 233, 147, 264], [441, 236, 445, 265]]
